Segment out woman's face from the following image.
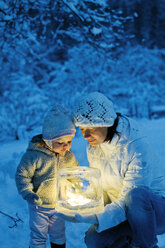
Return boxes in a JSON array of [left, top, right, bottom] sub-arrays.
[[49, 135, 74, 155], [79, 126, 108, 146]]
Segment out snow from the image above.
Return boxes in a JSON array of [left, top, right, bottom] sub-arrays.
[[91, 27, 102, 36], [0, 118, 165, 247], [0, 1, 8, 9]]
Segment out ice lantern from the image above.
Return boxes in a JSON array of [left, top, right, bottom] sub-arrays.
[[55, 166, 104, 216]]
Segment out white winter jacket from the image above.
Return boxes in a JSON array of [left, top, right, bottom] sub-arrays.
[[87, 115, 165, 232]]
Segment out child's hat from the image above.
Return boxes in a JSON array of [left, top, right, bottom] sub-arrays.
[[42, 105, 76, 141], [73, 92, 117, 127]]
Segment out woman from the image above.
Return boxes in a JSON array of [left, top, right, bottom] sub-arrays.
[[57, 92, 165, 248]]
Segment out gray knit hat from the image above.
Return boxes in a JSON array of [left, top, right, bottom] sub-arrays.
[[42, 105, 76, 140], [73, 92, 117, 127]]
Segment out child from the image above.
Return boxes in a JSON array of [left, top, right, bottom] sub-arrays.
[[15, 105, 79, 248]]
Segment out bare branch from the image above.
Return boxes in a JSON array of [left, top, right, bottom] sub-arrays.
[[0, 210, 24, 228], [0, 8, 7, 15], [61, 0, 85, 23]]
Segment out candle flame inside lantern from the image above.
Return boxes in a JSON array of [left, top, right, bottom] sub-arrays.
[[66, 191, 91, 206]]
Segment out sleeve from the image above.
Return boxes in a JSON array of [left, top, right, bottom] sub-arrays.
[[71, 152, 79, 167], [65, 150, 80, 167], [95, 137, 152, 232], [15, 151, 37, 199]]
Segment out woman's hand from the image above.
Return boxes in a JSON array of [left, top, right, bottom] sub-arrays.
[[75, 213, 98, 224], [55, 212, 98, 224], [55, 212, 79, 223]]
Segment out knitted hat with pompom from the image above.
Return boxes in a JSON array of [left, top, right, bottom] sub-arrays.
[[42, 105, 76, 141], [73, 92, 117, 127]]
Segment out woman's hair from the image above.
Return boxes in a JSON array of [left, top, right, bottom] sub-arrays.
[[105, 113, 121, 142]]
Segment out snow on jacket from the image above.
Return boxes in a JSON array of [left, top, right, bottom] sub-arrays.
[[15, 135, 79, 208], [87, 115, 165, 232]]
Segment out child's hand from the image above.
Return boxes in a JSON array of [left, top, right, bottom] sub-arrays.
[[25, 192, 40, 205]]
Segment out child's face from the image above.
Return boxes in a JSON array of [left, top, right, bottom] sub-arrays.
[[51, 135, 74, 155]]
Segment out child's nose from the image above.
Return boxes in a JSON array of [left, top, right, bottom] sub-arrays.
[[63, 143, 70, 149]]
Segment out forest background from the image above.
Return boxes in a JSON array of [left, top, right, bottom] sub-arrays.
[[0, 0, 165, 141]]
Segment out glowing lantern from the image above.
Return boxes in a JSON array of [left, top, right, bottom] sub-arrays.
[[55, 166, 104, 216]]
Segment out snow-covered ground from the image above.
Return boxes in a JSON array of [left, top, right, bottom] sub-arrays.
[[0, 118, 165, 248]]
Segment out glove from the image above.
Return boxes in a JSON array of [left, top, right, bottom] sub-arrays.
[[55, 212, 98, 225], [55, 212, 79, 223], [75, 213, 98, 224], [25, 192, 40, 205]]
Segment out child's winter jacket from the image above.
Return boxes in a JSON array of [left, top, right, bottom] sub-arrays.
[[15, 135, 79, 208]]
